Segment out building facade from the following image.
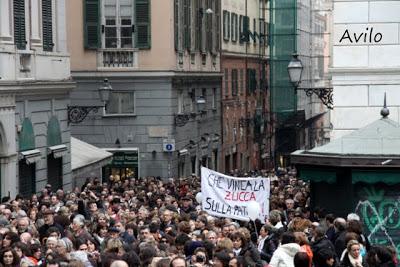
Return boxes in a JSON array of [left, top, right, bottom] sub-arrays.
[[220, 0, 270, 173], [0, 0, 72, 198], [331, 0, 400, 139], [270, 0, 332, 166], [67, 0, 221, 179]]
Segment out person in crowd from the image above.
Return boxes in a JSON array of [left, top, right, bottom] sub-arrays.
[[258, 224, 278, 264], [0, 167, 388, 267], [0, 247, 20, 267], [269, 231, 301, 267], [294, 252, 311, 267], [312, 226, 337, 267], [339, 240, 366, 267]]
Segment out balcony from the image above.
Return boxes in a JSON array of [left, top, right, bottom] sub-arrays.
[[98, 48, 138, 69]]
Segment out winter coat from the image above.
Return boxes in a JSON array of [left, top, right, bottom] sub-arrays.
[[269, 243, 301, 267], [339, 252, 366, 267], [239, 243, 264, 267], [260, 233, 279, 263], [312, 237, 337, 267]]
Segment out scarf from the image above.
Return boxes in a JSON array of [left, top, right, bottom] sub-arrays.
[[348, 253, 363, 267]]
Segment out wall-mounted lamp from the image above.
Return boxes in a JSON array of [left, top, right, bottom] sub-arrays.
[[68, 79, 112, 123], [287, 53, 333, 109]]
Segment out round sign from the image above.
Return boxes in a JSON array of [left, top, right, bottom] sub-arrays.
[[166, 144, 173, 151]]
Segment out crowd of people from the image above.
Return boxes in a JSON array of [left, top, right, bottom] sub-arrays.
[[0, 168, 396, 267]]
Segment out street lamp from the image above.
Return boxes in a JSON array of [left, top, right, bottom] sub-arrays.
[[174, 95, 207, 127], [196, 95, 206, 114], [68, 78, 112, 124], [287, 53, 333, 109]]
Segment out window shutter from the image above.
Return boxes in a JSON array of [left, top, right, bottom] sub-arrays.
[[214, 0, 220, 51], [183, 0, 191, 50], [241, 16, 249, 42], [84, 0, 100, 49], [136, 0, 151, 49], [174, 0, 179, 51], [223, 10, 230, 41], [14, 0, 26, 50], [42, 0, 53, 51]]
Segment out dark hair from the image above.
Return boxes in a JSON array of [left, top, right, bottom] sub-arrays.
[[12, 241, 31, 257], [0, 247, 20, 266], [175, 233, 191, 247], [281, 232, 295, 245], [294, 252, 310, 267], [4, 232, 20, 246], [213, 251, 231, 267], [325, 213, 335, 224], [230, 232, 247, 248]]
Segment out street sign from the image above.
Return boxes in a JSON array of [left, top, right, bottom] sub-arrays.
[[163, 139, 175, 152]]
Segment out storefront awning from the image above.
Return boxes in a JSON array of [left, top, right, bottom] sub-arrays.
[[71, 137, 113, 177], [299, 168, 337, 184], [352, 170, 400, 185], [48, 144, 68, 158]]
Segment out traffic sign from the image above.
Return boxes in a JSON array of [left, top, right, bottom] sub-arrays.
[[163, 139, 175, 152]]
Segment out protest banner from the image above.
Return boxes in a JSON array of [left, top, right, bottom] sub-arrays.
[[201, 166, 270, 222]]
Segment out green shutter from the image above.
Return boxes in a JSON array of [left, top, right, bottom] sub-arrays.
[[19, 118, 35, 151], [47, 116, 62, 146], [42, 0, 53, 51], [136, 0, 151, 49], [241, 16, 249, 42], [14, 0, 26, 50], [84, 0, 100, 49]]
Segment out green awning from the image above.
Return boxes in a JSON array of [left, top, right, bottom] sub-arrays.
[[352, 170, 400, 185], [299, 169, 336, 184]]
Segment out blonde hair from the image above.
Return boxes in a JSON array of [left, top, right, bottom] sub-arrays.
[[346, 239, 360, 251], [106, 238, 124, 252]]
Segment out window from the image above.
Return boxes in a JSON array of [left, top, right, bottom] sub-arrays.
[[178, 91, 184, 113], [106, 92, 135, 114], [42, 0, 53, 51], [239, 69, 244, 95], [231, 69, 238, 96], [14, 0, 26, 50], [247, 68, 257, 93], [212, 88, 217, 109], [223, 10, 230, 41], [231, 13, 238, 42], [224, 69, 229, 96], [103, 0, 133, 48]]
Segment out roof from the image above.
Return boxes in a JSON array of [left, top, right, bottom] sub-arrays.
[[310, 117, 400, 156], [291, 117, 400, 167], [71, 137, 113, 177]]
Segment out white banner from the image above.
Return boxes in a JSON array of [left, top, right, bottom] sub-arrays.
[[201, 167, 270, 222]]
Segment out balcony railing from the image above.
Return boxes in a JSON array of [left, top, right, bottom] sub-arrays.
[[98, 49, 138, 69]]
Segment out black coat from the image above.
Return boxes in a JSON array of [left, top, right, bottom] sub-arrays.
[[312, 237, 337, 267], [259, 234, 279, 263], [339, 252, 366, 267], [239, 243, 264, 267]]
